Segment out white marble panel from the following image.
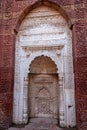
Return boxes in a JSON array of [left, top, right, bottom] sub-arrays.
[[13, 5, 76, 127], [63, 56, 74, 74], [64, 74, 75, 89], [65, 89, 76, 127]]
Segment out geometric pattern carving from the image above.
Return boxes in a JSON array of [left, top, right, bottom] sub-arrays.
[[36, 88, 53, 115], [36, 98, 53, 115], [29, 73, 58, 119], [13, 5, 76, 127]]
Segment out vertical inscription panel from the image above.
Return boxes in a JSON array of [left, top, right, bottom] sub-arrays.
[[29, 74, 58, 119]]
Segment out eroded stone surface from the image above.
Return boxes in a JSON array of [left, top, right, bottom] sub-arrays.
[[13, 5, 76, 127]]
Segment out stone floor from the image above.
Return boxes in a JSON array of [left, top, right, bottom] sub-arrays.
[[8, 118, 77, 130]]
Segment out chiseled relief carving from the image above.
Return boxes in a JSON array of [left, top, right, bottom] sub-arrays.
[[36, 88, 52, 116], [13, 5, 76, 127], [28, 69, 58, 119]]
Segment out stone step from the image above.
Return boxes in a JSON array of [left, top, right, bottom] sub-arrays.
[[8, 118, 77, 130]]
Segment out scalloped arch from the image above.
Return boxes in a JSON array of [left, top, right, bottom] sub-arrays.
[[13, 1, 76, 126], [29, 55, 58, 74], [25, 51, 62, 74]]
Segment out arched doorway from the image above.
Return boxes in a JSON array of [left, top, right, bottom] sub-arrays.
[[13, 5, 76, 127], [28, 56, 59, 119]]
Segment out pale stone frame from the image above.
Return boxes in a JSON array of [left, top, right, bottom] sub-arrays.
[[13, 3, 76, 127], [23, 51, 65, 126], [13, 49, 75, 127]]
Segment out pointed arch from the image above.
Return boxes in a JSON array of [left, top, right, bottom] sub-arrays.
[[37, 87, 51, 98], [13, 3, 76, 127], [15, 0, 72, 32]]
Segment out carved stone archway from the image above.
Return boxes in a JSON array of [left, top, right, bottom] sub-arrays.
[[28, 56, 59, 119], [13, 5, 76, 127]]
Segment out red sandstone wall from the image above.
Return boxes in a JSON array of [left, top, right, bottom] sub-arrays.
[[0, 0, 87, 129]]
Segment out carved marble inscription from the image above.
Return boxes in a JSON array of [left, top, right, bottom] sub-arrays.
[[13, 5, 76, 127], [29, 74, 58, 118]]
